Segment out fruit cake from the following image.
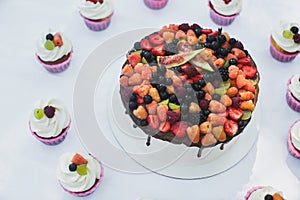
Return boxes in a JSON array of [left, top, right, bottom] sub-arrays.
[[119, 23, 259, 156]]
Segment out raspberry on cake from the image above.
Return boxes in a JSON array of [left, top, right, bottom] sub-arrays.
[[119, 23, 259, 157]]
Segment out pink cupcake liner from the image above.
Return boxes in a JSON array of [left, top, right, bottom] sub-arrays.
[[244, 186, 264, 199], [288, 120, 300, 159], [208, 2, 238, 26], [36, 50, 73, 73], [60, 156, 104, 197], [144, 0, 168, 9], [286, 77, 300, 112], [82, 15, 112, 31], [269, 37, 299, 62], [29, 121, 70, 145]]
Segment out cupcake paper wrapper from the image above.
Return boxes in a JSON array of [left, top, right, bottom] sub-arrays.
[[288, 120, 300, 159], [82, 15, 112, 31], [144, 0, 168, 9], [209, 3, 238, 26], [244, 186, 264, 200], [36, 50, 73, 73], [29, 121, 70, 145], [269, 37, 299, 62], [286, 77, 300, 112], [60, 156, 104, 197]]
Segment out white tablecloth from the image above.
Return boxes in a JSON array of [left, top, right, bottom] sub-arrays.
[[1, 0, 300, 199]]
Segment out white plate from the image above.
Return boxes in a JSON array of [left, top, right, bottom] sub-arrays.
[[73, 28, 261, 179]]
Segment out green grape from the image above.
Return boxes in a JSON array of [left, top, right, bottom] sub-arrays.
[[241, 110, 252, 120], [169, 103, 180, 110], [76, 164, 88, 176], [44, 40, 55, 50], [214, 87, 227, 95], [34, 108, 44, 120], [282, 30, 293, 39]]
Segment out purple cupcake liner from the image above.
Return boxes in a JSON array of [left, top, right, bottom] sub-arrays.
[[82, 15, 112, 31], [286, 77, 300, 112], [288, 120, 300, 159], [144, 0, 168, 9], [269, 37, 299, 62], [208, 2, 238, 26], [60, 156, 104, 197], [36, 50, 73, 73], [244, 186, 264, 199], [29, 121, 70, 145]]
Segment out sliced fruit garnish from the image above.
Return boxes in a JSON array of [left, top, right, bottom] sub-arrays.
[[71, 153, 88, 165], [141, 39, 152, 51], [159, 121, 171, 133], [171, 121, 188, 137], [157, 49, 204, 68], [158, 99, 169, 105], [128, 53, 141, 67], [53, 33, 63, 47], [169, 103, 180, 110], [242, 66, 257, 79], [282, 30, 293, 39], [151, 44, 165, 56], [224, 119, 238, 136], [228, 107, 243, 121], [149, 34, 164, 45]]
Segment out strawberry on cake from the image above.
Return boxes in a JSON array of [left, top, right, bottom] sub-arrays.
[[119, 23, 259, 156]]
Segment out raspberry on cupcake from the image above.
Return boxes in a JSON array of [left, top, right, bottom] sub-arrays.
[[79, 0, 113, 31], [35, 30, 73, 73], [270, 21, 300, 62]]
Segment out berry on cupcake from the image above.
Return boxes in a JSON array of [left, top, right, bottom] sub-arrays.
[[244, 186, 285, 200]]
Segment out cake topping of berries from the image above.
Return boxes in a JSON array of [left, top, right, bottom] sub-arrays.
[[44, 32, 63, 50], [119, 23, 259, 152]]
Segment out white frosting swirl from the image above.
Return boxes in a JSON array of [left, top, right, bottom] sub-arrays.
[[289, 74, 300, 101], [291, 120, 300, 151], [210, 0, 242, 16], [272, 21, 300, 53], [36, 30, 72, 62], [29, 99, 70, 138], [79, 0, 113, 20], [57, 152, 101, 193], [248, 186, 284, 200]]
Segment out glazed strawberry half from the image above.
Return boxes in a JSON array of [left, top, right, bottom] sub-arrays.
[[119, 23, 259, 154]]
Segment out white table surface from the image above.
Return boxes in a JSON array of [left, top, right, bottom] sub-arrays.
[[1, 0, 300, 199]]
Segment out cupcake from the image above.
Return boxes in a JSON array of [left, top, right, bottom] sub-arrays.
[[288, 119, 300, 159], [29, 99, 71, 145], [143, 0, 168, 10], [244, 186, 285, 200], [35, 30, 73, 73], [79, 0, 114, 31], [270, 21, 300, 62], [57, 152, 104, 197], [286, 74, 300, 112], [208, 0, 242, 26]]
